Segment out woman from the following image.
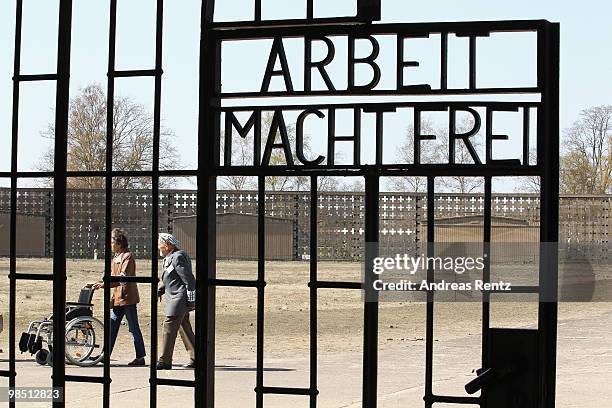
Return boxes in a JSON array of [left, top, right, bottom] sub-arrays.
[[93, 228, 146, 366], [155, 233, 196, 370]]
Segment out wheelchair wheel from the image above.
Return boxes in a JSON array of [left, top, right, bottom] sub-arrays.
[[65, 316, 104, 367], [34, 349, 48, 366], [29, 335, 43, 354], [19, 332, 30, 353]]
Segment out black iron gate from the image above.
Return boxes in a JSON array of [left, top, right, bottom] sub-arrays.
[[3, 1, 559, 407]]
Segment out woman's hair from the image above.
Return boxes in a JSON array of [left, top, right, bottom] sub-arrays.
[[111, 228, 129, 250]]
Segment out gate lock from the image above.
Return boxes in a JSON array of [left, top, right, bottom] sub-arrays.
[[465, 328, 539, 408]]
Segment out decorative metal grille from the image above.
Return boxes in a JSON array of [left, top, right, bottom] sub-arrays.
[[0, 188, 608, 262]]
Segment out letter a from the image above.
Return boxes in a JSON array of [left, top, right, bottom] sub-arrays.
[[261, 38, 294, 93], [262, 110, 295, 166]]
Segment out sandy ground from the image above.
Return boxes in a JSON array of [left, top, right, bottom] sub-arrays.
[[0, 259, 610, 407]]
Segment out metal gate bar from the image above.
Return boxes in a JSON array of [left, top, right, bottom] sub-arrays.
[[256, 175, 265, 407], [51, 2, 73, 405], [537, 23, 560, 408], [105, 0, 167, 405], [102, 1, 118, 404], [7, 3, 23, 405], [6, 57, 14, 408], [424, 177, 435, 408], [5, 1, 74, 407], [481, 176, 492, 404], [309, 176, 318, 408], [363, 175, 379, 406]]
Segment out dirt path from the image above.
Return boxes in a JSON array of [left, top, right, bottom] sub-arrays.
[[2, 307, 611, 407], [0, 259, 611, 406]]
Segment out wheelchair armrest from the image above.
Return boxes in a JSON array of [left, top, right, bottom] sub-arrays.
[[66, 302, 93, 307]]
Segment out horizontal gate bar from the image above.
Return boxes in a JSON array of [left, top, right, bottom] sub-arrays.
[[13, 74, 58, 82], [65, 169, 195, 177], [210, 278, 263, 288], [211, 16, 365, 31], [108, 276, 157, 284], [310, 281, 362, 290], [211, 19, 551, 40], [426, 394, 481, 404], [0, 171, 54, 178], [0, 169, 198, 178], [212, 165, 542, 177], [11, 273, 54, 281], [154, 378, 196, 387], [256, 386, 318, 396], [218, 101, 541, 111], [65, 375, 110, 384], [220, 87, 541, 99], [0, 167, 543, 178], [112, 69, 162, 78], [0, 370, 15, 377]]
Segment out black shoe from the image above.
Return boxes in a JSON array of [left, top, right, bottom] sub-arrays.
[[128, 357, 145, 366], [155, 361, 172, 370], [182, 361, 196, 369]]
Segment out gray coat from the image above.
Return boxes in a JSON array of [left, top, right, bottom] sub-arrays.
[[158, 250, 196, 316]]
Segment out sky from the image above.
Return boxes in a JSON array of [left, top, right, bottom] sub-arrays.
[[0, 0, 610, 191]]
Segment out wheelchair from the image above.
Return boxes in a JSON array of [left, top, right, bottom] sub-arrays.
[[19, 285, 104, 367]]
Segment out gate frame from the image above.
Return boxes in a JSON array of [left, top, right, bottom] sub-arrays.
[[196, 3, 560, 408], [2, 1, 559, 408]]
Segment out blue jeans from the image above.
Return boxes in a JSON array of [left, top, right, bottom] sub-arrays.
[[109, 304, 146, 359]]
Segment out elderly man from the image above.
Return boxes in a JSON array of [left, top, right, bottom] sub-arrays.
[[156, 233, 196, 370]]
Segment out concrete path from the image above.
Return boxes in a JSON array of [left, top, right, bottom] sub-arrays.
[[2, 309, 611, 407]]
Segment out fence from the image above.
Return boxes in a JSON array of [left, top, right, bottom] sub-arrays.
[[0, 188, 609, 262]]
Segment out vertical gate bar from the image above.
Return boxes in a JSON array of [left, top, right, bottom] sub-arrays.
[[196, 2, 218, 406], [537, 23, 560, 408], [150, 0, 164, 405], [8, 186, 16, 408], [255, 0, 262, 21], [522, 107, 530, 166], [8, 1, 24, 405], [196, 174, 217, 408], [306, 0, 314, 20], [440, 32, 448, 90], [481, 176, 492, 407], [309, 176, 318, 408], [468, 36, 477, 89], [104, 1, 118, 405], [362, 175, 379, 408], [293, 194, 299, 261], [256, 175, 266, 408], [52, 1, 73, 406], [424, 176, 435, 408]]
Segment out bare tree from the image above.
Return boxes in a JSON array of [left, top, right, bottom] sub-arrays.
[[219, 128, 257, 191], [339, 178, 365, 192], [561, 105, 612, 194], [317, 176, 342, 192], [389, 116, 483, 193], [388, 118, 438, 193], [515, 149, 540, 193], [38, 84, 178, 189]]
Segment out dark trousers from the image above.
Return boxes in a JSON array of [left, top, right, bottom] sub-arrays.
[[109, 304, 146, 359], [158, 310, 195, 365]]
